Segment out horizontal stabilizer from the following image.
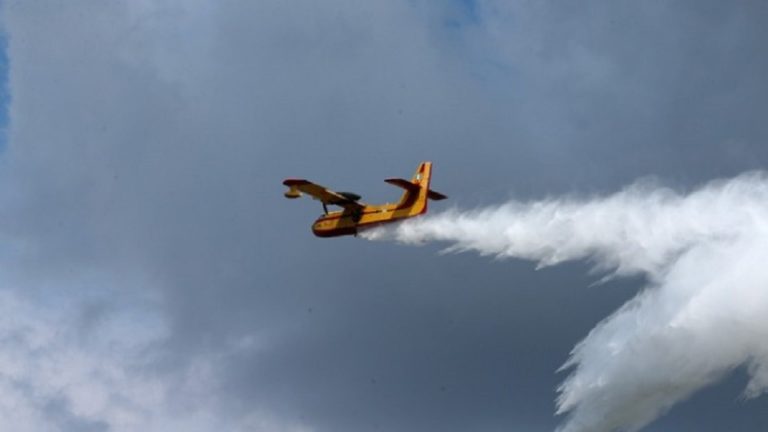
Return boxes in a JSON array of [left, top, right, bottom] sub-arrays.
[[385, 178, 420, 192], [427, 189, 447, 200]]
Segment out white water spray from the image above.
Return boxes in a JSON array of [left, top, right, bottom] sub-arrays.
[[364, 172, 768, 431]]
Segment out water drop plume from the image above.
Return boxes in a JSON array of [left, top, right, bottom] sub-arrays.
[[365, 172, 768, 431]]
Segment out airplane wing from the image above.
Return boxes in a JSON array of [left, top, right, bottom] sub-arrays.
[[283, 179, 364, 210]]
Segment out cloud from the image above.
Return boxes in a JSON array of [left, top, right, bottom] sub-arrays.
[[0, 0, 491, 430], [2, 0, 768, 431]]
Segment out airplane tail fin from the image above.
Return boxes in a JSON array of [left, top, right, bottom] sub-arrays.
[[385, 162, 447, 208]]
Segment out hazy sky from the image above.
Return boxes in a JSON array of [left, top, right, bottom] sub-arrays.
[[0, 1, 768, 431]]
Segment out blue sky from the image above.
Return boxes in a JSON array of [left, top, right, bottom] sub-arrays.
[[0, 33, 7, 150]]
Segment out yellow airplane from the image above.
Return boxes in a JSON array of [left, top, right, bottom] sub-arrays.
[[283, 161, 446, 237]]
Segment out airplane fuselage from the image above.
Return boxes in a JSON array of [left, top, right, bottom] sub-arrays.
[[312, 202, 427, 237]]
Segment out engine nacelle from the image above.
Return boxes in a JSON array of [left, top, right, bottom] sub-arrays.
[[337, 191, 362, 202], [284, 186, 302, 199]]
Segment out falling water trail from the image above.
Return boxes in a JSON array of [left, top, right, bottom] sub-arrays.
[[363, 172, 768, 432]]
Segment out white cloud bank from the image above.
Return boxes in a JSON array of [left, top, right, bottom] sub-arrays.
[[0, 276, 309, 432], [366, 173, 768, 431]]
